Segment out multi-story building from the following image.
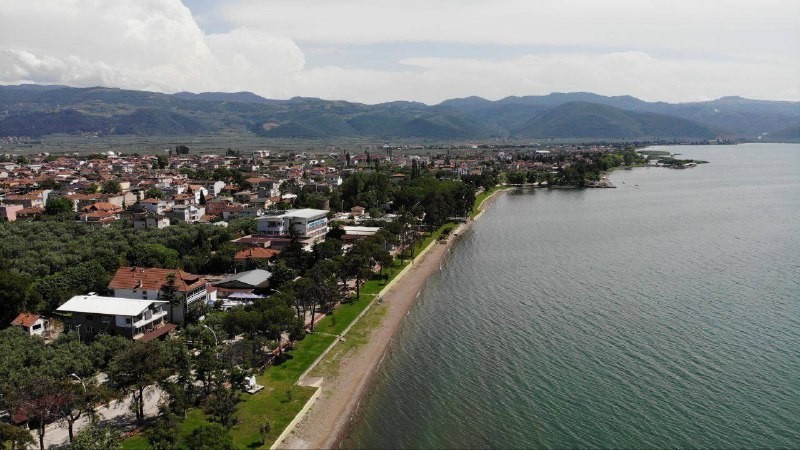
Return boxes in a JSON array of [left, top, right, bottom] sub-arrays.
[[56, 294, 170, 340], [169, 204, 205, 223], [108, 267, 208, 323], [131, 212, 171, 230], [256, 208, 329, 245]]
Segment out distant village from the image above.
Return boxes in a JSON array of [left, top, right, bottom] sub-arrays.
[[0, 143, 632, 225]]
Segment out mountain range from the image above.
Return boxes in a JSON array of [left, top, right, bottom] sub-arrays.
[[1, 84, 798, 141]]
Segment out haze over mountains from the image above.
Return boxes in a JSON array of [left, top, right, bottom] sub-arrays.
[[1, 85, 798, 141]]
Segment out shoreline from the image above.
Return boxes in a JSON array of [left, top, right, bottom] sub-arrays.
[[274, 188, 508, 449]]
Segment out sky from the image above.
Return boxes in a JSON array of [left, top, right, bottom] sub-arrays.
[[0, 0, 798, 105]]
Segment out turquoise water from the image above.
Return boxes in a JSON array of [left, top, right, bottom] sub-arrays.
[[345, 144, 800, 449]]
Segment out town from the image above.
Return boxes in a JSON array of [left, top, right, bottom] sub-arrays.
[[0, 143, 646, 449]]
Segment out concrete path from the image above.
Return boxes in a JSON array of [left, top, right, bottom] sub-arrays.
[[31, 386, 164, 449]]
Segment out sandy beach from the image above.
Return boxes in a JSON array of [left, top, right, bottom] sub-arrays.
[[275, 189, 506, 449]]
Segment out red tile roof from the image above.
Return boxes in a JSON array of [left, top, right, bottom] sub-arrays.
[[108, 267, 205, 292], [234, 247, 280, 260], [81, 202, 120, 212], [11, 312, 42, 328], [138, 323, 177, 342]]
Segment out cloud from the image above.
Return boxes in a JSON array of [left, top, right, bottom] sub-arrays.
[[219, 0, 800, 57], [292, 51, 799, 104], [0, 0, 797, 104], [0, 0, 304, 96]]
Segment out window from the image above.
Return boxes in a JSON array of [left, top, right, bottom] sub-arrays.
[[32, 324, 42, 330], [125, 318, 132, 324], [101, 316, 111, 324], [85, 315, 94, 321]]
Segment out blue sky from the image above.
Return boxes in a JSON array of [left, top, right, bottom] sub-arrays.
[[1, 0, 798, 104]]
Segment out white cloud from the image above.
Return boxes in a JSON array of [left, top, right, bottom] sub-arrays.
[[0, 0, 797, 104], [0, 0, 304, 96], [293, 52, 800, 104], [219, 0, 800, 57]]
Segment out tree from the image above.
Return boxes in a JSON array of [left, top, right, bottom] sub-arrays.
[[11, 376, 69, 450], [68, 423, 121, 450], [0, 271, 35, 325], [45, 197, 74, 215], [145, 412, 178, 450], [144, 188, 164, 199], [312, 238, 342, 262], [153, 155, 168, 170], [58, 382, 91, 443], [199, 190, 206, 205], [206, 381, 240, 428], [183, 424, 235, 450], [89, 334, 131, 370], [0, 423, 34, 450], [342, 243, 376, 299], [159, 273, 181, 319], [128, 244, 180, 268], [107, 341, 170, 425], [175, 145, 190, 155], [101, 180, 121, 194]]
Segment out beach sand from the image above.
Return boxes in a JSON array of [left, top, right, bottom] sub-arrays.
[[275, 189, 506, 449]]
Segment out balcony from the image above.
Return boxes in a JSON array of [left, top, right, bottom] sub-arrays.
[[133, 310, 168, 328], [186, 289, 207, 304]]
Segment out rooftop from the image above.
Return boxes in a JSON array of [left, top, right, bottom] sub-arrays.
[[257, 208, 328, 220], [57, 295, 167, 316], [212, 269, 272, 288], [108, 267, 205, 291], [11, 312, 43, 328]]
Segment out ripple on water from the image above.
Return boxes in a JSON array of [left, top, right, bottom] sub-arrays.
[[347, 144, 800, 449]]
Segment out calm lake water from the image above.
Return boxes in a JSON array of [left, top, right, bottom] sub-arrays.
[[344, 143, 800, 449]]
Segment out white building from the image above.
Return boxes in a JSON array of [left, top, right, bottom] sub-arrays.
[[139, 198, 174, 215], [170, 204, 206, 223], [57, 295, 170, 340], [11, 312, 50, 337], [256, 208, 329, 244]]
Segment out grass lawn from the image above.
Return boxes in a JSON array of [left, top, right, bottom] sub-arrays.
[[120, 410, 210, 449], [471, 186, 502, 218]]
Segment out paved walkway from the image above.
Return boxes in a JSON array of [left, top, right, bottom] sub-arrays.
[[31, 386, 164, 449]]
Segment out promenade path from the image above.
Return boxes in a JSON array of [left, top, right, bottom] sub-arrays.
[[30, 386, 163, 449]]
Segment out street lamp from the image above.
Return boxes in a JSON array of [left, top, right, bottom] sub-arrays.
[[70, 373, 86, 393], [201, 324, 218, 348]]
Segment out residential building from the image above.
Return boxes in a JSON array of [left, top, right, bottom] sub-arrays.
[[255, 208, 329, 245], [132, 212, 170, 230], [56, 294, 171, 341], [108, 267, 208, 323], [11, 312, 50, 337], [139, 198, 174, 215], [234, 247, 280, 267], [169, 204, 206, 223], [0, 204, 24, 222]]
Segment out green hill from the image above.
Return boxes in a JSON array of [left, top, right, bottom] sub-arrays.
[[0, 85, 797, 141], [513, 102, 719, 139]]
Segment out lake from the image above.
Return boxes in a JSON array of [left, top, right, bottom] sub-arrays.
[[345, 143, 800, 448]]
